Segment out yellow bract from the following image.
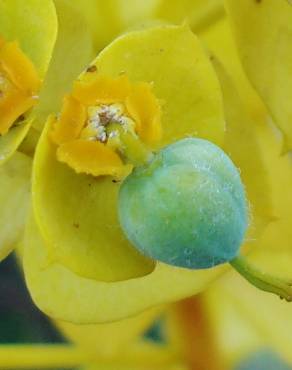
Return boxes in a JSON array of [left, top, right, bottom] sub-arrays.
[[0, 39, 40, 136], [55, 306, 163, 356], [24, 213, 225, 323], [50, 74, 161, 178], [225, 0, 292, 153], [32, 0, 94, 132], [213, 60, 274, 243], [33, 122, 155, 282]]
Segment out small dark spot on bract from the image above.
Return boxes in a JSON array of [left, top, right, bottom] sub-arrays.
[[159, 48, 164, 52], [73, 222, 80, 228], [112, 179, 120, 183], [255, 0, 262, 3], [88, 183, 92, 186], [86, 65, 97, 73]]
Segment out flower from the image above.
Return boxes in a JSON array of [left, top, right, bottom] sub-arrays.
[[24, 21, 229, 324], [0, 0, 225, 263], [0, 0, 57, 165], [23, 17, 271, 324], [50, 74, 161, 178], [0, 0, 57, 261]]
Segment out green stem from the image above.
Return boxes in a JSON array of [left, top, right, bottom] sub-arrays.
[[230, 255, 292, 301], [120, 129, 153, 167], [108, 123, 154, 167]]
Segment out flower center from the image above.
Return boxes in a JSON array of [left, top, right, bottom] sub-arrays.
[[80, 103, 135, 144], [50, 73, 162, 179]]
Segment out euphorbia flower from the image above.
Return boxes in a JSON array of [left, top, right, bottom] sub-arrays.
[[22, 18, 280, 325], [24, 24, 229, 323], [0, 0, 57, 260], [0, 0, 225, 261], [1, 1, 292, 369]]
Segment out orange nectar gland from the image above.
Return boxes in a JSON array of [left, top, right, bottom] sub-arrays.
[[50, 71, 162, 179], [0, 37, 40, 135]]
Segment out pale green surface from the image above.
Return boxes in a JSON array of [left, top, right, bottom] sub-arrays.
[[119, 138, 247, 269]]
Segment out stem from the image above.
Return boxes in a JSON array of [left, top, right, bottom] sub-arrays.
[[230, 255, 292, 301], [120, 129, 154, 167], [107, 123, 154, 167]]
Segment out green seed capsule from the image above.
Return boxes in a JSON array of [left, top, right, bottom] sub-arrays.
[[118, 138, 248, 269]]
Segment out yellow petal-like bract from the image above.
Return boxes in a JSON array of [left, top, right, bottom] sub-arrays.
[[32, 0, 94, 132], [24, 214, 225, 323], [213, 60, 274, 243], [225, 0, 292, 152], [55, 306, 162, 355]]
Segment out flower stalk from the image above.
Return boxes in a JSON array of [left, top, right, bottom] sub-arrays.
[[230, 255, 292, 301]]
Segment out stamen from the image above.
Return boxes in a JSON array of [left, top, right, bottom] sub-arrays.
[[81, 103, 136, 143]]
